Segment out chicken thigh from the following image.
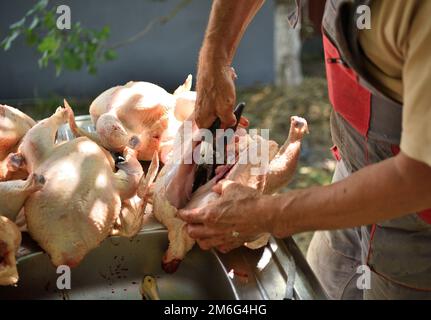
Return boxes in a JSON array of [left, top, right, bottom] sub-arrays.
[[152, 116, 308, 273], [16, 106, 147, 267]]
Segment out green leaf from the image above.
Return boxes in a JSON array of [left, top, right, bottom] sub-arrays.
[[98, 26, 110, 41], [3, 0, 119, 75], [10, 17, 26, 29], [43, 11, 56, 29], [25, 29, 38, 45], [29, 16, 40, 30], [2, 31, 20, 51], [38, 51, 49, 68], [88, 64, 97, 75], [73, 22, 82, 33], [104, 49, 118, 61], [38, 35, 59, 53], [63, 49, 83, 70], [54, 58, 63, 76], [85, 42, 98, 64], [26, 0, 49, 16]]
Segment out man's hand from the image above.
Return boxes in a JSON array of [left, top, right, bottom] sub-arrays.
[[195, 64, 238, 129], [177, 180, 273, 253], [194, 0, 265, 129]]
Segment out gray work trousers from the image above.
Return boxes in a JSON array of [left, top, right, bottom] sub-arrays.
[[306, 160, 431, 300]]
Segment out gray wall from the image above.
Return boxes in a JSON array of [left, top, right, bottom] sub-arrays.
[[0, 0, 275, 101]]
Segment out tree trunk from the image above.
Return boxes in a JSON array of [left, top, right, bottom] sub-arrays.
[[274, 0, 303, 87]]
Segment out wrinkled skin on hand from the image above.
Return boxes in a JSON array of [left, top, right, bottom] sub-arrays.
[[195, 65, 237, 129], [179, 180, 266, 253]]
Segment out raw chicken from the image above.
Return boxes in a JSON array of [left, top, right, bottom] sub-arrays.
[[15, 106, 151, 267], [0, 216, 21, 286], [0, 174, 45, 221], [0, 105, 36, 181], [152, 116, 308, 273], [68, 76, 196, 163], [0, 174, 44, 286]]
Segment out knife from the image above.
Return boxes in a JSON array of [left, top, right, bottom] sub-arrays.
[[192, 102, 246, 193]]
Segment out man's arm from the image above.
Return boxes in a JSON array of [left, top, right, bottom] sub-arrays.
[[269, 152, 431, 238], [195, 0, 265, 129], [178, 152, 431, 251]]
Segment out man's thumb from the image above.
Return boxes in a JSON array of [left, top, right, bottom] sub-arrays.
[[213, 179, 235, 195], [220, 111, 237, 128]]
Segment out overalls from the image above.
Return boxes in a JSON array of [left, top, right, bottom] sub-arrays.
[[288, 0, 431, 299]]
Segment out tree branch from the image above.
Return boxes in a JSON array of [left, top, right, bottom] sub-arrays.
[[108, 0, 193, 50]]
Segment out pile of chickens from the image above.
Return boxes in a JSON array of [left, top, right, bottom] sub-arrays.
[[0, 75, 308, 286]]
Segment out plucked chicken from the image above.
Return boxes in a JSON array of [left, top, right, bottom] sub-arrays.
[[152, 115, 309, 273], [69, 76, 196, 163], [13, 105, 151, 267]]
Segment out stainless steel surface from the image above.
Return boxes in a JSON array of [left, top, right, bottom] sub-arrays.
[[0, 115, 327, 300], [56, 115, 94, 143], [1, 226, 236, 300], [0, 222, 326, 300]]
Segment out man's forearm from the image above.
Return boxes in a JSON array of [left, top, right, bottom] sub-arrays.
[[268, 153, 431, 238], [199, 0, 265, 65]]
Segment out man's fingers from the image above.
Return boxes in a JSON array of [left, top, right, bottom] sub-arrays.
[[219, 111, 237, 128], [197, 235, 232, 251], [196, 108, 236, 129], [195, 109, 217, 129], [186, 224, 225, 239], [197, 235, 245, 252], [239, 116, 249, 128], [216, 241, 243, 254], [213, 179, 250, 196], [177, 208, 206, 224], [212, 179, 235, 194], [212, 181, 222, 194]]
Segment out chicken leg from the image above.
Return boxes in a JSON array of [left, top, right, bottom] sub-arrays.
[[0, 174, 45, 220], [0, 216, 21, 286]]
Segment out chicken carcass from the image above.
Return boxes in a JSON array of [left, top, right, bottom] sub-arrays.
[[14, 106, 151, 267], [152, 116, 309, 273], [0, 217, 21, 286], [0, 105, 36, 181], [69, 76, 196, 163]]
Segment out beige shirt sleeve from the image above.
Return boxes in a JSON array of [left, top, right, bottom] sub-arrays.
[[400, 0, 431, 167]]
